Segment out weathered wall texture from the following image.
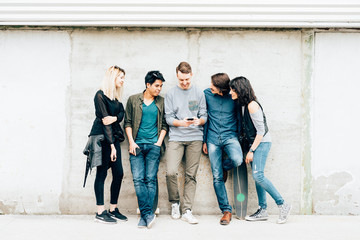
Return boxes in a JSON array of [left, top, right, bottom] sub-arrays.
[[0, 28, 358, 215], [0, 30, 70, 214], [312, 32, 360, 215]]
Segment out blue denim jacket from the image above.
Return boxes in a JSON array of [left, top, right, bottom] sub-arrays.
[[203, 88, 238, 144]]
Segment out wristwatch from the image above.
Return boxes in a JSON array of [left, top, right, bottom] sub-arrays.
[[249, 148, 255, 153]]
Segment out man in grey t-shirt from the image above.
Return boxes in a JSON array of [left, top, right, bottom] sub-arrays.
[[165, 62, 207, 224]]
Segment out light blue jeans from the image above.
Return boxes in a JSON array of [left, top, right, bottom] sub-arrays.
[[250, 142, 284, 209], [129, 143, 161, 218], [207, 137, 243, 213]]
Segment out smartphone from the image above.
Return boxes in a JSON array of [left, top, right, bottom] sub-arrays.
[[135, 147, 142, 156], [187, 117, 194, 121]]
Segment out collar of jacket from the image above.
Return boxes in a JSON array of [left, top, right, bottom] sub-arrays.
[[136, 90, 162, 111]]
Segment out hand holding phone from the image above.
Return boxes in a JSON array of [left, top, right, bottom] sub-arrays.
[[182, 117, 196, 127], [135, 147, 141, 156]]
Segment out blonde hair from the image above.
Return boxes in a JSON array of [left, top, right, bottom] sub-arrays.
[[101, 66, 125, 101]]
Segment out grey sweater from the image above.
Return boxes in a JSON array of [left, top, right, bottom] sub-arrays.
[[165, 85, 207, 141]]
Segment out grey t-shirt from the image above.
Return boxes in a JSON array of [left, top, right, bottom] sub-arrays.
[[242, 106, 271, 142], [165, 85, 207, 141]]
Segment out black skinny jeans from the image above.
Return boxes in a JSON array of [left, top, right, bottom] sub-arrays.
[[94, 140, 124, 205]]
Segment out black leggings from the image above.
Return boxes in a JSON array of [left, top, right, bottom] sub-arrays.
[[94, 140, 124, 205]]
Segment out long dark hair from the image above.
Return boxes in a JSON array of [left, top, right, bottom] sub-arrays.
[[229, 76, 257, 106]]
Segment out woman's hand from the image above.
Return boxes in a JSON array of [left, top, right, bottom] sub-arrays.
[[202, 143, 208, 154], [129, 141, 140, 156], [245, 152, 254, 164], [110, 144, 117, 162], [102, 116, 117, 125]]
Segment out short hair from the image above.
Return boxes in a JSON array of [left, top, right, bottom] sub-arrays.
[[145, 70, 165, 86], [211, 73, 230, 95], [176, 62, 192, 74]]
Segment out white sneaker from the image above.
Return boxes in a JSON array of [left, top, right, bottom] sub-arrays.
[[181, 209, 199, 224], [171, 203, 181, 219], [277, 202, 292, 224]]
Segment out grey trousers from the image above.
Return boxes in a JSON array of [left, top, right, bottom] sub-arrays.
[[165, 140, 203, 212]]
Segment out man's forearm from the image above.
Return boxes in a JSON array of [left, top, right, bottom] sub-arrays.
[[125, 127, 135, 144]]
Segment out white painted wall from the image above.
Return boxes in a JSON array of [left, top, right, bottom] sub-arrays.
[[0, 30, 71, 214], [312, 32, 360, 214]]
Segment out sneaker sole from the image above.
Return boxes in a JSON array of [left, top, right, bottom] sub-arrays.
[[115, 219, 128, 222], [94, 218, 117, 224], [245, 217, 269, 221], [109, 216, 128, 222], [147, 215, 156, 229], [108, 213, 128, 222], [171, 215, 181, 220], [181, 217, 199, 224], [277, 205, 292, 224]]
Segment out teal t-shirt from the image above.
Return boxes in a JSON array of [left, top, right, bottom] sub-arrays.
[[135, 101, 158, 144]]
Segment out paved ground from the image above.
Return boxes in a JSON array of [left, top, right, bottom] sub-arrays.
[[1, 214, 359, 240]]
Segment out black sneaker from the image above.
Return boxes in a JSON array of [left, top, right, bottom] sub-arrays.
[[95, 210, 117, 224], [109, 208, 128, 222], [245, 208, 268, 221]]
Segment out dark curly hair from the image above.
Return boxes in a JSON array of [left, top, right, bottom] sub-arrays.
[[229, 76, 257, 106]]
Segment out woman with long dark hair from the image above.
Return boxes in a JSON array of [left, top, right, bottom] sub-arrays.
[[89, 66, 127, 224], [229, 76, 291, 224]]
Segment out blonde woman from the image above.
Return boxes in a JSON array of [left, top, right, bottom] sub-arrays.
[[89, 66, 127, 224]]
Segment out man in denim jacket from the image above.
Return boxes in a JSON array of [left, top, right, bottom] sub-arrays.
[[203, 73, 243, 225]]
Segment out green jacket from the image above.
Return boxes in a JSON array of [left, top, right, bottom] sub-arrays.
[[124, 92, 168, 155]]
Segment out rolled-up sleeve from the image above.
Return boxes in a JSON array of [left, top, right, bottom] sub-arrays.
[[197, 91, 207, 123], [124, 97, 133, 129]]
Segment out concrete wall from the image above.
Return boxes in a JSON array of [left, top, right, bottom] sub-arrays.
[[0, 27, 359, 215], [0, 30, 70, 214], [312, 32, 360, 215]]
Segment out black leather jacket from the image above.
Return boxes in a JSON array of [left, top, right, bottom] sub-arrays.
[[83, 134, 104, 168], [82, 134, 104, 187]]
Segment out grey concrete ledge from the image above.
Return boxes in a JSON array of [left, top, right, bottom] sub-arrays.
[[1, 215, 359, 240]]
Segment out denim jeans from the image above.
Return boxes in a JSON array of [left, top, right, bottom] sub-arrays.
[[129, 143, 161, 218], [250, 142, 284, 209], [207, 137, 243, 213]]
